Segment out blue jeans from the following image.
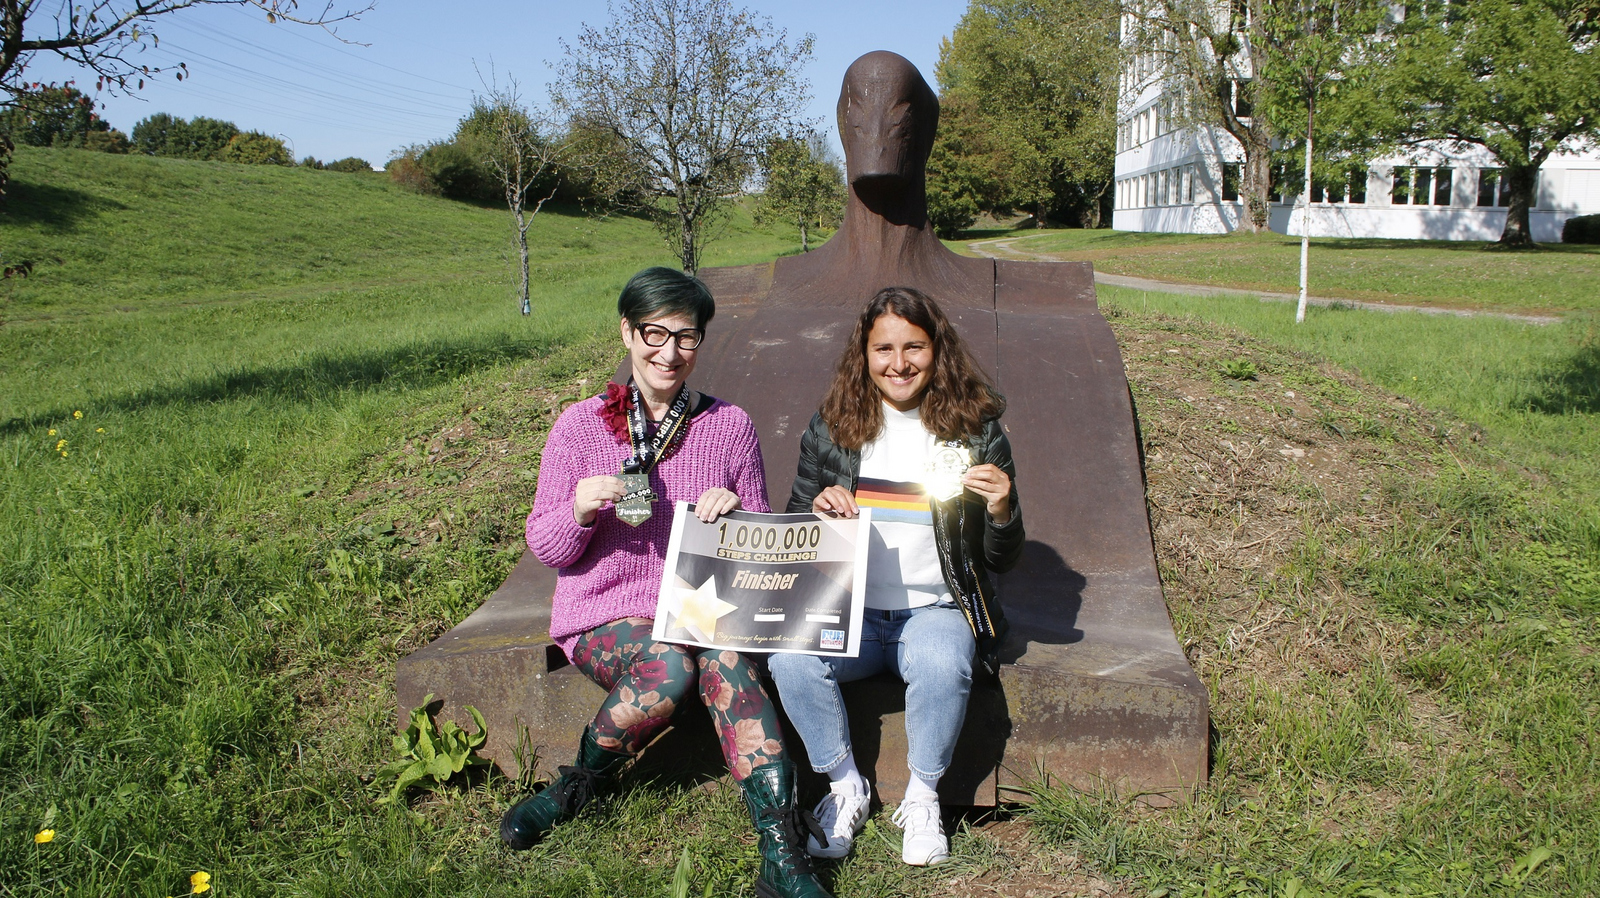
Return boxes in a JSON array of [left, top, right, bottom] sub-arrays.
[[767, 604, 975, 781]]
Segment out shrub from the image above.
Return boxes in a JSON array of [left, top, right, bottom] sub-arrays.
[[1563, 214, 1600, 245], [326, 156, 373, 173], [927, 182, 979, 239], [299, 155, 325, 169], [82, 129, 131, 154], [222, 131, 291, 166], [419, 141, 494, 201], [387, 149, 438, 195]]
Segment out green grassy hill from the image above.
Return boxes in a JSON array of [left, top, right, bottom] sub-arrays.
[[2, 147, 1595, 898]]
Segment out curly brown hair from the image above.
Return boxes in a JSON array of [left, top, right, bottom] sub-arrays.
[[819, 286, 1005, 450]]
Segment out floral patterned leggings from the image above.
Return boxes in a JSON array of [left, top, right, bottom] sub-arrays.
[[570, 618, 784, 780]]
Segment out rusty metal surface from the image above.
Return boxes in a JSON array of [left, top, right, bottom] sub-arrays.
[[394, 50, 1208, 806]]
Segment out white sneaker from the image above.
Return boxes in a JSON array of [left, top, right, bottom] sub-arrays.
[[891, 795, 949, 866], [807, 783, 871, 859]]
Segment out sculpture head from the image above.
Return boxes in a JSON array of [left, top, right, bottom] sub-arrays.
[[836, 51, 939, 190]]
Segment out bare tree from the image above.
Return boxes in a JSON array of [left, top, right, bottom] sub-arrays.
[[553, 0, 813, 274], [1, 0, 368, 205], [458, 78, 563, 316]]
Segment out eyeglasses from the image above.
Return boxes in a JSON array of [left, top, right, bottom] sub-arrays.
[[636, 323, 705, 350]]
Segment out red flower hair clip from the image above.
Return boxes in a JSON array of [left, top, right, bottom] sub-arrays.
[[598, 381, 632, 444]]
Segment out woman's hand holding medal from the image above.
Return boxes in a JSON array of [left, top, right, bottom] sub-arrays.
[[961, 464, 1012, 523], [574, 475, 629, 527]]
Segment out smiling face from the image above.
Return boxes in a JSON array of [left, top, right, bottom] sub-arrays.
[[622, 312, 699, 404], [866, 313, 934, 411]]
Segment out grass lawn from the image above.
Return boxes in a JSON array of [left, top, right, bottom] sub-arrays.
[[964, 227, 1600, 315], [2, 147, 1595, 898]]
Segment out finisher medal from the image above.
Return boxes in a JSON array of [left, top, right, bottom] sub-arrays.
[[924, 444, 972, 502], [615, 380, 692, 527], [615, 473, 656, 526]]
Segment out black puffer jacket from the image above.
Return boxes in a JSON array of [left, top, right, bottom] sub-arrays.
[[786, 411, 1025, 675]]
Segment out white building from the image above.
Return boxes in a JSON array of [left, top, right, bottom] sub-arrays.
[[1112, 25, 1600, 241]]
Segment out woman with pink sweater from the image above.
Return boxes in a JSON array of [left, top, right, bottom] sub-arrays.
[[501, 267, 831, 898]]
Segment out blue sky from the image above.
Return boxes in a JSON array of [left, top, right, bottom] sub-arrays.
[[25, 0, 973, 166]]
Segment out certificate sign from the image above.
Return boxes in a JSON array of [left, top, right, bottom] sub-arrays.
[[653, 504, 871, 657]]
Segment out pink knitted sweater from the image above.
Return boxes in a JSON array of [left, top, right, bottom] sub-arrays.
[[526, 391, 770, 659]]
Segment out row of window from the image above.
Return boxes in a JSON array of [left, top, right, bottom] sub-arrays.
[[1118, 165, 1519, 209], [1117, 82, 1251, 153]]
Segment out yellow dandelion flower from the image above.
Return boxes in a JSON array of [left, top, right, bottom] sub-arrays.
[[34, 829, 54, 843], [97, 428, 105, 433], [48, 429, 57, 436], [56, 440, 67, 451], [74, 410, 83, 419], [190, 871, 212, 894]]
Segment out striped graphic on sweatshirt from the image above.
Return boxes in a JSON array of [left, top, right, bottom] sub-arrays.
[[854, 477, 931, 526]]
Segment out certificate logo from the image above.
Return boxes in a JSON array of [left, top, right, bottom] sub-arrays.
[[819, 629, 845, 651]]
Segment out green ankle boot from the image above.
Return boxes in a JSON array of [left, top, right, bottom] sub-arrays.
[[500, 727, 631, 850], [741, 761, 835, 898]]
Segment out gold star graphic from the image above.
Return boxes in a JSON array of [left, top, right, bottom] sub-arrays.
[[673, 575, 738, 642]]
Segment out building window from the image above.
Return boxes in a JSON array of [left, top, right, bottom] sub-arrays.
[[1477, 168, 1509, 207], [1232, 80, 1253, 119], [1391, 166, 1453, 205], [1222, 163, 1241, 201], [1145, 174, 1155, 206], [1433, 167, 1453, 206], [1414, 167, 1433, 205], [1348, 168, 1367, 204], [1186, 164, 1196, 202]]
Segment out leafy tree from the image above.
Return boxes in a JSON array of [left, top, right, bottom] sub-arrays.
[[131, 113, 241, 160], [0, 84, 110, 147], [1357, 0, 1600, 246], [937, 0, 1122, 228], [553, 0, 814, 273], [130, 112, 182, 155], [455, 81, 564, 315], [925, 89, 1016, 236], [0, 0, 368, 206], [221, 131, 290, 165], [325, 156, 372, 173], [1126, 0, 1280, 231], [1254, 0, 1387, 319], [753, 134, 843, 251]]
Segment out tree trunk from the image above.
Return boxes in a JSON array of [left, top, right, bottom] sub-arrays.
[[514, 202, 531, 316], [800, 220, 809, 251], [0, 135, 12, 212], [1242, 133, 1274, 233], [1499, 162, 1539, 247]]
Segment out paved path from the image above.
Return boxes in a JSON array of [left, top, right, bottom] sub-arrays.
[[966, 236, 1562, 325]]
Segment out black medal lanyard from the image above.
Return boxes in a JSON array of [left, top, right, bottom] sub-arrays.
[[613, 380, 691, 526]]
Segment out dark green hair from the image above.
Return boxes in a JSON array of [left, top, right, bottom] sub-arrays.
[[617, 267, 716, 331]]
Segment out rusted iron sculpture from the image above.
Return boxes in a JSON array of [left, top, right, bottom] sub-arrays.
[[396, 51, 1208, 805]]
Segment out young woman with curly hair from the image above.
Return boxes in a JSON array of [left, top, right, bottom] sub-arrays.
[[769, 286, 1024, 867]]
